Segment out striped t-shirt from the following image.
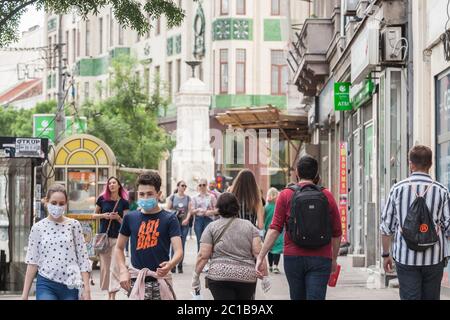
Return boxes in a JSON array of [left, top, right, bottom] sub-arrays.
[[380, 172, 450, 266]]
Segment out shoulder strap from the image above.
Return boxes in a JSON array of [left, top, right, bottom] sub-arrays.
[[288, 183, 320, 193], [71, 221, 79, 264], [213, 218, 235, 248], [409, 178, 434, 198], [106, 199, 120, 233], [287, 185, 301, 193]]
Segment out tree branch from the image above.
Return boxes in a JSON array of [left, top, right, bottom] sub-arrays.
[[0, 0, 39, 26]]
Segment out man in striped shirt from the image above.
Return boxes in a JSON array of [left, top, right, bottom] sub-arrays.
[[380, 145, 450, 300]]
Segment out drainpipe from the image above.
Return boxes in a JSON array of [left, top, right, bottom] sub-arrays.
[[407, 0, 414, 152]]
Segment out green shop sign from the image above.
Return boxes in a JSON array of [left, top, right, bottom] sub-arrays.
[[351, 79, 375, 109], [334, 82, 352, 111], [33, 114, 55, 143], [66, 116, 87, 136]]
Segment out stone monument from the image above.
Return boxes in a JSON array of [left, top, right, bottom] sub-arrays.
[[171, 62, 214, 195]]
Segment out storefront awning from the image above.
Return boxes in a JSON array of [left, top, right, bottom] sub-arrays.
[[215, 106, 310, 173], [215, 105, 309, 141]]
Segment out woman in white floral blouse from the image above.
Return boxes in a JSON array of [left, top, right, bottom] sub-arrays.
[[22, 184, 92, 300]]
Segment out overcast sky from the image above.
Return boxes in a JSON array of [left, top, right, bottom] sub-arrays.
[[19, 5, 44, 33]]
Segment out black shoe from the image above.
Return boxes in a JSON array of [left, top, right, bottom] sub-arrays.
[[177, 265, 183, 274], [171, 267, 176, 274]]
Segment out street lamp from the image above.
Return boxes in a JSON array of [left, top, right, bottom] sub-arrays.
[[185, 60, 201, 78]]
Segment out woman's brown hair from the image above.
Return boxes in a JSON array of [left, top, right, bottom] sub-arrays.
[[46, 184, 68, 202], [230, 169, 261, 214]]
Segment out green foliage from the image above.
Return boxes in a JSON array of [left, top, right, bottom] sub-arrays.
[[84, 54, 174, 170], [0, 0, 191, 47], [0, 100, 57, 137]]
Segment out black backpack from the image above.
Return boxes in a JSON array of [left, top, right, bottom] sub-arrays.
[[401, 183, 439, 252], [287, 184, 332, 249]]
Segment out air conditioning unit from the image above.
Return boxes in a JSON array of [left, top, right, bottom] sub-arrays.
[[342, 0, 358, 16], [381, 26, 405, 62]]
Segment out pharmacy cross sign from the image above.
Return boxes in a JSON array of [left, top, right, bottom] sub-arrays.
[[334, 82, 352, 111]]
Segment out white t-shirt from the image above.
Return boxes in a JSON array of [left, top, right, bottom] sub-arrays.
[[25, 218, 92, 287]]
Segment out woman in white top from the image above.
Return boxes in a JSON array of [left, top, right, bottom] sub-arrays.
[[22, 184, 92, 300], [187, 178, 217, 252]]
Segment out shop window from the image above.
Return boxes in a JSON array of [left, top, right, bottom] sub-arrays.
[[55, 168, 65, 182], [436, 69, 450, 189], [67, 169, 96, 214], [98, 168, 109, 182], [389, 71, 402, 186]]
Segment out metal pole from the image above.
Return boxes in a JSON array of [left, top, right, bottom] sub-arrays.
[[407, 0, 414, 151], [55, 14, 65, 144]]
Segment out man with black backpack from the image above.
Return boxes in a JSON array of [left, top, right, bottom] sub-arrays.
[[256, 156, 342, 300], [380, 145, 450, 300]]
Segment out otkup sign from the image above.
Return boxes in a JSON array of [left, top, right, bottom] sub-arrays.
[[334, 82, 352, 111]]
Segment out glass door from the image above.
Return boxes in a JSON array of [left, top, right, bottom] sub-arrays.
[[67, 169, 96, 214]]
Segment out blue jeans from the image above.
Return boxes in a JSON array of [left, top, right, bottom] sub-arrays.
[[396, 261, 444, 300], [36, 273, 79, 300], [170, 224, 190, 265], [284, 256, 332, 300], [194, 216, 213, 252]]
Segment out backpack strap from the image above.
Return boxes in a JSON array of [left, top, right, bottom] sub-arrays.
[[409, 178, 434, 198], [288, 183, 321, 193]]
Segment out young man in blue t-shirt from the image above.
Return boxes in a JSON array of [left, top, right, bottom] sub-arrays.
[[115, 172, 182, 300]]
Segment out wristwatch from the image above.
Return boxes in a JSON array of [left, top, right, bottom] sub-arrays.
[[382, 252, 390, 258]]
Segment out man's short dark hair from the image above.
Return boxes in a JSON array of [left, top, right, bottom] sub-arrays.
[[216, 192, 240, 218], [296, 155, 319, 180], [409, 145, 432, 170], [137, 171, 162, 192]]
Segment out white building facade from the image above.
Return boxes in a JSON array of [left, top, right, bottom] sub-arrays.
[[43, 0, 309, 195]]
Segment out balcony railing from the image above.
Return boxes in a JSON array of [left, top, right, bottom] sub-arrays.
[[288, 18, 334, 97]]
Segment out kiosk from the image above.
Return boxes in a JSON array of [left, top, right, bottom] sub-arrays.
[[49, 134, 117, 259]]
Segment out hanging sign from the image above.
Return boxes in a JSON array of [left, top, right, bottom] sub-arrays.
[[339, 142, 349, 243], [334, 82, 352, 111]]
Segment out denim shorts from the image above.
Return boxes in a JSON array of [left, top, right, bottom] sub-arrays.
[[36, 273, 79, 300]]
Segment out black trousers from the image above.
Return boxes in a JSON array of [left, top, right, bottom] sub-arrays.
[[396, 260, 444, 300], [268, 253, 281, 267], [207, 279, 256, 300]]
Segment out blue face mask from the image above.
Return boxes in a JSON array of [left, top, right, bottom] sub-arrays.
[[138, 198, 158, 212]]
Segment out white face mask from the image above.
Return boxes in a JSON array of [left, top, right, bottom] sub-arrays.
[[47, 204, 66, 218]]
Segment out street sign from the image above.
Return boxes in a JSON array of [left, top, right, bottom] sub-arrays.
[[334, 82, 352, 111], [0, 137, 48, 159], [33, 114, 55, 143], [65, 116, 87, 136], [15, 138, 42, 157], [339, 142, 349, 244]]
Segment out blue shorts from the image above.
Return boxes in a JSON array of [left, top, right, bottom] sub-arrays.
[[36, 273, 79, 300]]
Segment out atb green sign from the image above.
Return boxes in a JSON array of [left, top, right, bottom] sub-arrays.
[[33, 114, 55, 143], [66, 116, 87, 135], [334, 82, 352, 111]]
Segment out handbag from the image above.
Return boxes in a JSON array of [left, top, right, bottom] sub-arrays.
[[94, 199, 120, 255], [205, 217, 235, 289]]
